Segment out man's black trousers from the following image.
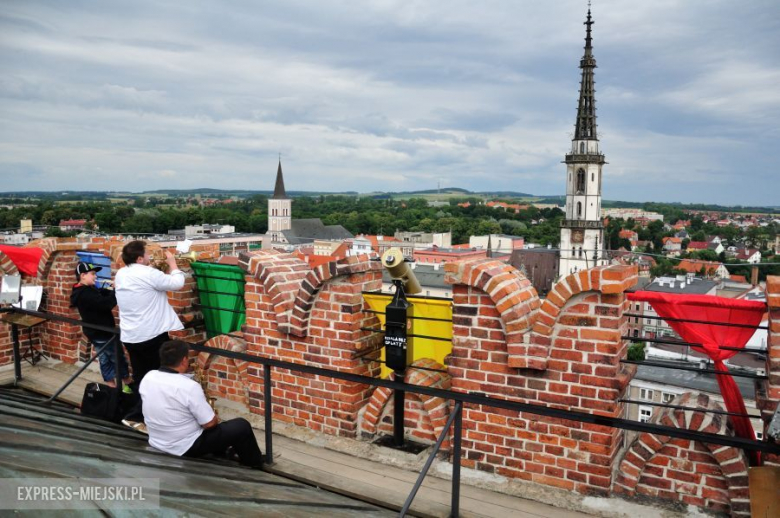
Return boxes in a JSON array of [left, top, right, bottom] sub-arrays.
[[123, 332, 169, 421], [184, 418, 263, 467]]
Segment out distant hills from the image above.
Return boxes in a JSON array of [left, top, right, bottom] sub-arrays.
[[0, 188, 777, 212]]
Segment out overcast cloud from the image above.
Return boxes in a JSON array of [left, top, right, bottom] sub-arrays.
[[1, 0, 779, 205]]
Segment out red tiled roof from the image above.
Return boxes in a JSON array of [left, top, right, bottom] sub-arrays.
[[676, 260, 723, 275]]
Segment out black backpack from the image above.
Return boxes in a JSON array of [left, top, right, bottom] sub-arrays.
[[80, 382, 137, 422]]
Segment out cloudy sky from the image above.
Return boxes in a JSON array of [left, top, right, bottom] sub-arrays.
[[1, 1, 779, 205]]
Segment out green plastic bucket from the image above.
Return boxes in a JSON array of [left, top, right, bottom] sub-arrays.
[[190, 262, 246, 338]]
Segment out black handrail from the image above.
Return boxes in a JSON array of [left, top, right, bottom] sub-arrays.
[[620, 399, 754, 418], [186, 341, 779, 454], [621, 359, 768, 380], [195, 289, 244, 297], [623, 335, 767, 354], [193, 304, 246, 315], [5, 305, 780, 518], [191, 273, 246, 283], [400, 400, 462, 516], [625, 312, 769, 331], [364, 309, 453, 323]]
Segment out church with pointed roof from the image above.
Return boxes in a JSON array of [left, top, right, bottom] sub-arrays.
[[265, 160, 353, 246], [267, 160, 291, 242], [558, 8, 609, 275]]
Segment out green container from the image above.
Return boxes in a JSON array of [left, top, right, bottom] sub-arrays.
[[190, 262, 246, 338]]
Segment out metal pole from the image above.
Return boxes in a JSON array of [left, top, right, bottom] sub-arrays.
[[45, 337, 116, 404], [451, 401, 462, 518], [394, 372, 405, 447], [11, 323, 21, 384], [264, 363, 273, 465], [114, 339, 123, 392]]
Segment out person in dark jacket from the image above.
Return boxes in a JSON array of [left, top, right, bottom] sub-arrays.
[[70, 262, 132, 390]]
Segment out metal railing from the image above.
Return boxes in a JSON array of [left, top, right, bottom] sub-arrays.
[[3, 305, 780, 517]]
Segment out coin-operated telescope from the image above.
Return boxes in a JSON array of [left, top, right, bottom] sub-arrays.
[[380, 247, 421, 447], [381, 248, 420, 374]]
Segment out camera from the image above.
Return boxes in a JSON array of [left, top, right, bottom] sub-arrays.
[[381, 248, 421, 295]]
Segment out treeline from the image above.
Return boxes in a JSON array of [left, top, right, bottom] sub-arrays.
[[0, 195, 565, 245]]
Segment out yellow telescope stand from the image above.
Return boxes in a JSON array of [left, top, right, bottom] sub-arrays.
[[362, 292, 453, 378]]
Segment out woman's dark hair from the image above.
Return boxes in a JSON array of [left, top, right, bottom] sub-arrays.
[[121, 240, 146, 265], [159, 340, 190, 368]]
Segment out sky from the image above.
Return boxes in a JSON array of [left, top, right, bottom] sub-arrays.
[[1, 1, 779, 206]]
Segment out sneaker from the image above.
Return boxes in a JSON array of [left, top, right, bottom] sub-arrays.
[[122, 385, 133, 394]]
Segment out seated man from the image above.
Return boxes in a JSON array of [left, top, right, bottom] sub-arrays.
[[139, 340, 263, 468]]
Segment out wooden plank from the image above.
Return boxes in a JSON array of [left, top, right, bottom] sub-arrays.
[[267, 433, 587, 518]]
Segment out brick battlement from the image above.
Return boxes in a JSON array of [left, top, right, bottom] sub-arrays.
[[1, 238, 777, 517]]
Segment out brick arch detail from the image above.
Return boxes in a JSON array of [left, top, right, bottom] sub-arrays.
[[196, 334, 248, 386], [27, 238, 58, 279], [360, 358, 451, 445], [525, 264, 637, 370], [0, 251, 20, 276], [241, 250, 380, 337], [443, 259, 541, 369], [613, 393, 750, 516]]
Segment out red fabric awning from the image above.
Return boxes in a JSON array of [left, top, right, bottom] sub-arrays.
[[0, 245, 44, 277], [628, 291, 766, 465]]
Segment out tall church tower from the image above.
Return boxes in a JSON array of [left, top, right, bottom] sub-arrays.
[[267, 159, 291, 242], [559, 8, 607, 276]]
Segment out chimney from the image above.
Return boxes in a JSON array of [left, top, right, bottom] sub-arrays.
[[751, 266, 759, 286]]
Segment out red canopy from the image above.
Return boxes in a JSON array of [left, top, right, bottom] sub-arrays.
[[628, 291, 766, 465], [0, 245, 44, 277]]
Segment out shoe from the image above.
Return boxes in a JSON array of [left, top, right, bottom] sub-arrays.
[[224, 446, 240, 462], [121, 419, 148, 435], [122, 385, 133, 394]]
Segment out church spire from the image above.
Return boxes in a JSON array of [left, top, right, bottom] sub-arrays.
[[272, 159, 287, 199], [574, 8, 598, 140]]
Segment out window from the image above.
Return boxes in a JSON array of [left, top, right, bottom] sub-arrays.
[[591, 172, 594, 181], [632, 329, 639, 337], [662, 392, 675, 404], [639, 388, 654, 401], [639, 406, 653, 423], [577, 202, 582, 218], [756, 431, 763, 440], [580, 142, 585, 153], [576, 169, 586, 193]]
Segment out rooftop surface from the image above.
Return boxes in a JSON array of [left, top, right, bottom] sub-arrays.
[[0, 361, 595, 518]]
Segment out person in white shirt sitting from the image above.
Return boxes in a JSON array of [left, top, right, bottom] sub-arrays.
[[116, 240, 185, 426], [140, 340, 263, 468]]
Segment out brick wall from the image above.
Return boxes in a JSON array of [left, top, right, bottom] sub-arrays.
[[443, 260, 636, 495], [757, 275, 779, 468], [0, 237, 208, 367], [239, 251, 383, 437], [614, 393, 750, 516]]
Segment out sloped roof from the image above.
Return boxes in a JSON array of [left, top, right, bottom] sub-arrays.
[[0, 387, 389, 516], [272, 160, 287, 199], [677, 260, 723, 275], [281, 219, 353, 245]]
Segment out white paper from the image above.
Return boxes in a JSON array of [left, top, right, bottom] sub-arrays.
[[176, 239, 193, 254]]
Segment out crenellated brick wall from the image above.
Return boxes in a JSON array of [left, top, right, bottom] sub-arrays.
[[0, 237, 211, 366], [443, 260, 636, 495], [238, 251, 383, 436], [2, 240, 778, 517]]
